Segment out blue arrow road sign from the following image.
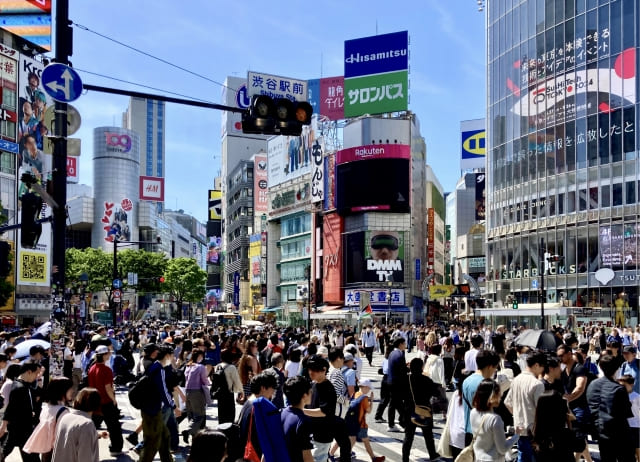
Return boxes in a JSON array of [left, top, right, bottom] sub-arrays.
[[42, 63, 83, 103], [112, 278, 123, 289], [531, 279, 539, 289]]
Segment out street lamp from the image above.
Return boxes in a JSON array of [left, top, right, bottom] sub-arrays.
[[112, 236, 161, 327], [539, 237, 563, 330]]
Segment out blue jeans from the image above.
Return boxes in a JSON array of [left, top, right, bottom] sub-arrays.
[[517, 435, 533, 462]]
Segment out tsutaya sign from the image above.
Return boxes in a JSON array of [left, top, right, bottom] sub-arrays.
[[501, 264, 577, 279]]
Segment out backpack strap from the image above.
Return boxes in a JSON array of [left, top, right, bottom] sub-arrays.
[[55, 406, 68, 423]]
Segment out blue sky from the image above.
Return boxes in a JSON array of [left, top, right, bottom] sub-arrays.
[[67, 0, 486, 222]]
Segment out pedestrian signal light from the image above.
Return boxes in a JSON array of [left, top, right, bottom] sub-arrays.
[[20, 192, 43, 249], [159, 277, 165, 283], [512, 299, 518, 310]]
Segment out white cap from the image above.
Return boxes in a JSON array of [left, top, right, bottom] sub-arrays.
[[343, 353, 354, 362], [359, 379, 373, 389], [95, 345, 109, 355]]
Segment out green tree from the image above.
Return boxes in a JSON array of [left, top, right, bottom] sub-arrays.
[[0, 243, 13, 309], [116, 249, 167, 295], [66, 247, 113, 302], [163, 258, 206, 321]]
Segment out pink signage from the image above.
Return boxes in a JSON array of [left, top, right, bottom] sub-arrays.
[[336, 144, 410, 164], [254, 154, 268, 214], [320, 76, 344, 121]]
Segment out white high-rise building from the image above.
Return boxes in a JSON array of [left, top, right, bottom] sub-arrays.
[[122, 98, 165, 212]]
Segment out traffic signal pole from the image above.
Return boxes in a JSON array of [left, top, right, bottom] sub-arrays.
[[51, 0, 71, 305]]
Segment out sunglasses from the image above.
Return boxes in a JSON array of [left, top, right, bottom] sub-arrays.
[[370, 234, 399, 251]]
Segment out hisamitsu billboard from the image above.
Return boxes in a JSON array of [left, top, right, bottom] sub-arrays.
[[344, 31, 409, 78]]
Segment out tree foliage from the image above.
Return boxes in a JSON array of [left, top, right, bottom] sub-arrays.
[[163, 258, 206, 321], [65, 247, 168, 310]]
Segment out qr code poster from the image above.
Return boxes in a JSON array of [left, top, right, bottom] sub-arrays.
[[18, 250, 49, 285]]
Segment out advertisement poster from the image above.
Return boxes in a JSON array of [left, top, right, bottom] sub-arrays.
[[599, 224, 639, 268], [322, 213, 343, 302], [308, 76, 344, 121], [364, 230, 404, 282], [208, 189, 222, 220], [475, 173, 486, 220], [323, 152, 336, 211], [16, 53, 53, 286], [336, 143, 410, 164], [267, 123, 315, 188], [102, 198, 132, 243], [344, 30, 409, 118]]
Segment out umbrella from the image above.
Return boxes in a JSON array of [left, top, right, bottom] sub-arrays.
[[514, 329, 559, 352], [31, 321, 52, 340], [14, 339, 51, 359]]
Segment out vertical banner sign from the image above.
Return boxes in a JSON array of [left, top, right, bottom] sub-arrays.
[[17, 53, 54, 286], [344, 31, 409, 118], [253, 155, 268, 214], [311, 136, 324, 203], [475, 173, 486, 220], [66, 156, 78, 183], [415, 258, 421, 281], [323, 152, 336, 211], [233, 271, 240, 308], [208, 190, 222, 220], [427, 208, 435, 275]]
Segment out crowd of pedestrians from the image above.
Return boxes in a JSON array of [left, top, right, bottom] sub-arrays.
[[0, 319, 635, 462]]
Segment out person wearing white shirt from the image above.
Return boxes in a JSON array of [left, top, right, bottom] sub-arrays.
[[360, 325, 377, 367], [464, 335, 485, 372], [504, 350, 546, 462]]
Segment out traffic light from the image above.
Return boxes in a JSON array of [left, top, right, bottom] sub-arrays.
[[158, 276, 165, 283], [20, 192, 43, 249], [512, 299, 518, 309], [0, 241, 10, 277], [242, 95, 312, 136]]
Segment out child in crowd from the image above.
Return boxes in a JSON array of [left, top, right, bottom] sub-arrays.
[[618, 375, 640, 462], [342, 379, 385, 462]]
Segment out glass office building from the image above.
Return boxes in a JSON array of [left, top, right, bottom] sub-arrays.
[[485, 0, 639, 322]]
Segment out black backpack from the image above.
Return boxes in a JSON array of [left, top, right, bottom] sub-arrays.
[[128, 374, 154, 409], [210, 364, 230, 399]]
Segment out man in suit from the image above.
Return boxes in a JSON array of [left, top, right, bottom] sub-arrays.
[[386, 336, 408, 432]]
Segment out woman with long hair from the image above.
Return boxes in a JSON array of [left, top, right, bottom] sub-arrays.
[[532, 390, 585, 461], [470, 379, 520, 462], [237, 339, 261, 401], [445, 370, 470, 459], [182, 349, 210, 444]]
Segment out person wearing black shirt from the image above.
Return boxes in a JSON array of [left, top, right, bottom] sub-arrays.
[[303, 355, 336, 462], [557, 344, 592, 462], [0, 360, 41, 462]]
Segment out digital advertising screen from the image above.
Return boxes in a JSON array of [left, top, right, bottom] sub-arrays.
[[336, 158, 410, 214]]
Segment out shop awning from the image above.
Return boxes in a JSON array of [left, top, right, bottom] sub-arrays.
[[260, 306, 283, 313], [319, 305, 343, 312], [370, 305, 411, 313]]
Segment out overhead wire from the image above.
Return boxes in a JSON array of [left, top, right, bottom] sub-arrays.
[[72, 22, 236, 95], [73, 67, 215, 103]]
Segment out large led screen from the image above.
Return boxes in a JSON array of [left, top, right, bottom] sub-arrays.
[[336, 158, 410, 214], [344, 230, 405, 283]]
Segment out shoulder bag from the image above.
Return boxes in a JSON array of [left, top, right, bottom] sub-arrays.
[[243, 408, 261, 462], [408, 374, 432, 427], [454, 413, 489, 462]]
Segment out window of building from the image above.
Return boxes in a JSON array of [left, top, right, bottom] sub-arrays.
[[612, 183, 623, 206], [601, 185, 610, 207], [625, 180, 636, 204], [2, 88, 16, 110]]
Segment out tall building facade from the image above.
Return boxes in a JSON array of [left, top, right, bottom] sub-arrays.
[[122, 98, 165, 211], [485, 0, 639, 325]]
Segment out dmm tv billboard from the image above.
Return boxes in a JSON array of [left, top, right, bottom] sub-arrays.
[[344, 230, 405, 283]]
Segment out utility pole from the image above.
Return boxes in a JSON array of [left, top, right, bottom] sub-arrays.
[[51, 0, 71, 308]]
